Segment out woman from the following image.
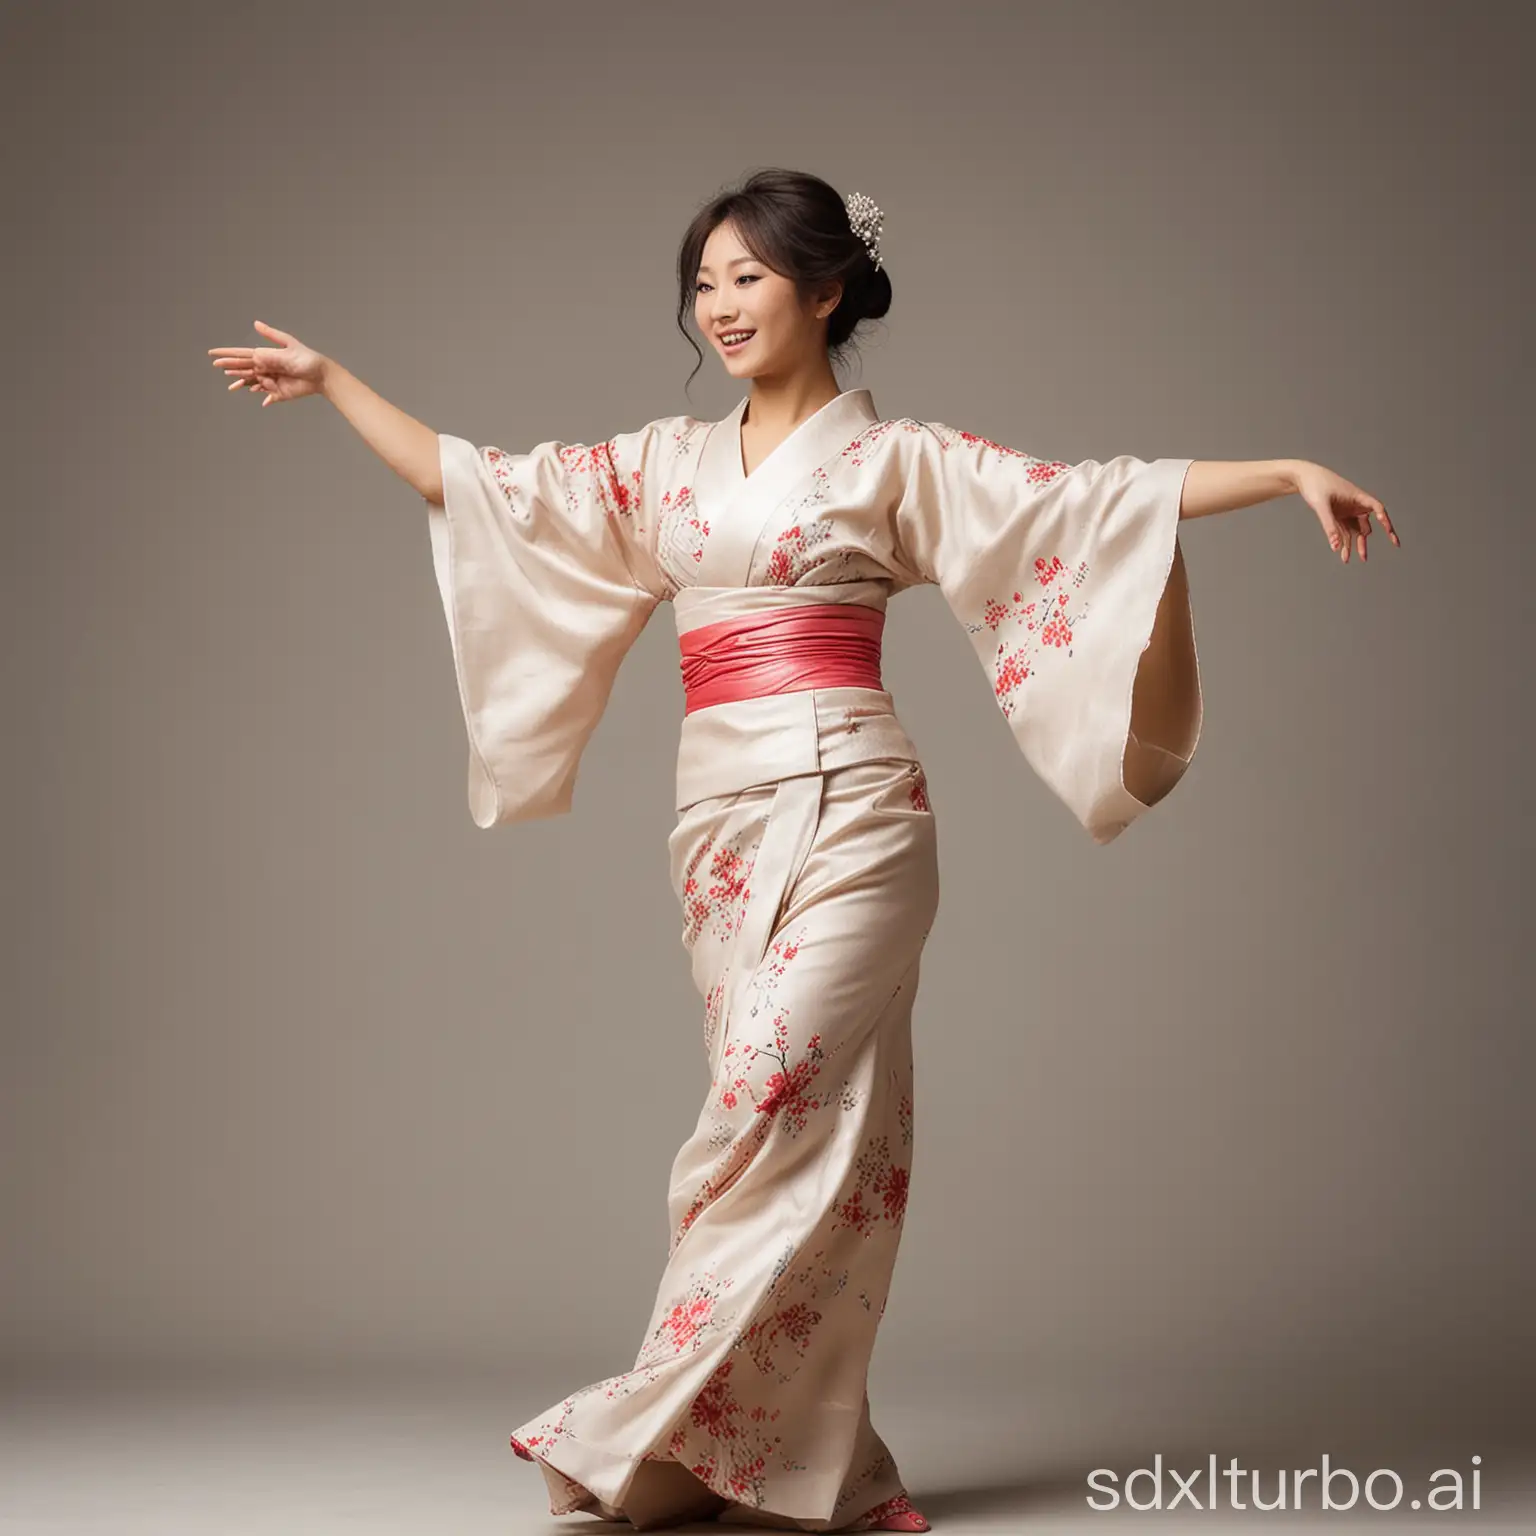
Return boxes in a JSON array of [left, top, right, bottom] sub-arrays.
[[208, 168, 1397, 1533]]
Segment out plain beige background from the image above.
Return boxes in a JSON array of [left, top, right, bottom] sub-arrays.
[[3, 0, 1531, 1518]]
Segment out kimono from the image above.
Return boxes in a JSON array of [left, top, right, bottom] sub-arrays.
[[425, 388, 1203, 1531]]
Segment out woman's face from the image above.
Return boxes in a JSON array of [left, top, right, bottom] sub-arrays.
[[693, 219, 840, 382]]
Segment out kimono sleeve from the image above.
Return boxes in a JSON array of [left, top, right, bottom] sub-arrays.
[[897, 423, 1203, 844], [425, 426, 664, 829]]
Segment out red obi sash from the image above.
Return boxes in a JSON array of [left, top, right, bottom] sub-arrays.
[[679, 604, 886, 715]]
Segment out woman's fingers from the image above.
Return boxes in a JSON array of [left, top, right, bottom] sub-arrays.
[[211, 355, 254, 386], [1328, 516, 1360, 563], [211, 350, 284, 387], [1302, 465, 1400, 566], [1324, 497, 1398, 565], [219, 361, 274, 396], [1346, 512, 1366, 563], [1370, 497, 1400, 546], [209, 333, 297, 405], [1324, 508, 1350, 560], [1344, 490, 1400, 556]]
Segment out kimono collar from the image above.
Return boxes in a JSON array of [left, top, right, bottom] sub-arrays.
[[689, 389, 883, 555], [723, 388, 880, 487]]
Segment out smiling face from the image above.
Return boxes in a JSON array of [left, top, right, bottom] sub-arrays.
[[693, 219, 842, 383]]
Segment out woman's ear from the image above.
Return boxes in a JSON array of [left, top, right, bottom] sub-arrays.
[[814, 280, 844, 321]]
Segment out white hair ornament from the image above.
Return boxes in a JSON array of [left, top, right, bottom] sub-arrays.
[[844, 191, 885, 272]]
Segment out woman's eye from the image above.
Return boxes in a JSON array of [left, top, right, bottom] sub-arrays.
[[736, 275, 759, 286]]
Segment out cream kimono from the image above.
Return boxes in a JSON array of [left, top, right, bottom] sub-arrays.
[[426, 389, 1202, 1531]]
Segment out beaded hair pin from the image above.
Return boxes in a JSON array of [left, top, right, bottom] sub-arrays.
[[844, 191, 885, 272]]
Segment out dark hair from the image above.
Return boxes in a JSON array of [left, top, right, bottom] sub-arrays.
[[675, 168, 894, 390]]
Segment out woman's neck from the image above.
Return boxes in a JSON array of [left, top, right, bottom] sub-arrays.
[[743, 363, 843, 434]]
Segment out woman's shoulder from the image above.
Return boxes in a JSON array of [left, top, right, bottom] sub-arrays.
[[610, 412, 713, 476], [609, 410, 713, 450], [873, 416, 1063, 467], [842, 414, 944, 461], [646, 410, 716, 443]]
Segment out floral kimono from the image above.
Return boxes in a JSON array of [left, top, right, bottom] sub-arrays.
[[425, 388, 1203, 1531]]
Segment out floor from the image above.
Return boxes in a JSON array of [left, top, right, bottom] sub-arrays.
[[2, 1367, 1532, 1533]]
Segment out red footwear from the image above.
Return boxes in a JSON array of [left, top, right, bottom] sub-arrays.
[[851, 1492, 931, 1531]]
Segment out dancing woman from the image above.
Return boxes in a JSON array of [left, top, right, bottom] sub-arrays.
[[209, 168, 1396, 1533]]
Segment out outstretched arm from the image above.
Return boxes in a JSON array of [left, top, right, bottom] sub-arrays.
[[1181, 458, 1400, 564], [208, 320, 444, 505], [321, 357, 443, 505]]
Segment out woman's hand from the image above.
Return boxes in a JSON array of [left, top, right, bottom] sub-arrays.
[[1291, 460, 1400, 564], [207, 320, 328, 407]]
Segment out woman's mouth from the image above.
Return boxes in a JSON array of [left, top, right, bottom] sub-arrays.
[[718, 330, 755, 353]]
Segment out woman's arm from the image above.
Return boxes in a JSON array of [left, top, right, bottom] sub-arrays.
[[1180, 459, 1299, 520], [321, 358, 444, 506], [207, 322, 446, 505], [1181, 458, 1398, 563]]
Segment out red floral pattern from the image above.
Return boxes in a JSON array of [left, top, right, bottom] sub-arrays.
[[485, 437, 642, 527], [681, 831, 760, 949], [738, 1243, 854, 1383], [664, 1356, 801, 1504], [838, 418, 917, 465], [660, 482, 710, 564], [670, 1179, 715, 1254], [649, 420, 708, 594], [635, 1269, 736, 1367], [741, 1297, 821, 1377], [756, 465, 837, 585], [930, 423, 1071, 485], [907, 763, 930, 812], [831, 1133, 911, 1238], [671, 922, 832, 1257], [733, 928, 831, 1133], [966, 554, 1092, 718], [509, 1388, 582, 1465], [763, 518, 836, 585]]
